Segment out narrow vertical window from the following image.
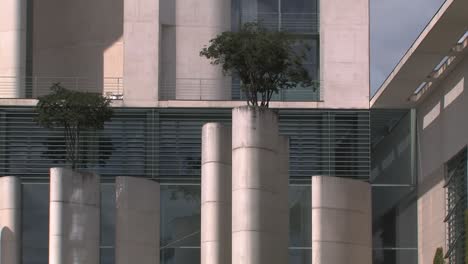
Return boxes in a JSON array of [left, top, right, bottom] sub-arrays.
[[444, 147, 467, 263]]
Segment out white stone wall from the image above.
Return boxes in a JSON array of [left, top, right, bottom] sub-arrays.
[[115, 176, 160, 264], [320, 0, 369, 108], [49, 168, 100, 264], [0, 0, 26, 98], [311, 176, 372, 264], [160, 0, 231, 100], [32, 0, 123, 96], [0, 176, 21, 264], [123, 0, 159, 102], [416, 55, 468, 264], [231, 106, 289, 264], [201, 123, 232, 264]]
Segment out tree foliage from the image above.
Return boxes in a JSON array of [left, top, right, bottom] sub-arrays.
[[35, 83, 113, 169], [200, 22, 313, 107], [433, 247, 445, 264]]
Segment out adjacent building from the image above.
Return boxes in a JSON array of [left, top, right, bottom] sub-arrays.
[[372, 0, 468, 263]]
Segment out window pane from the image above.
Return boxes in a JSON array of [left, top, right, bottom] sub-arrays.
[[289, 185, 311, 247], [160, 185, 201, 264], [101, 183, 116, 264], [281, 0, 318, 13], [22, 184, 49, 264], [372, 186, 418, 264]]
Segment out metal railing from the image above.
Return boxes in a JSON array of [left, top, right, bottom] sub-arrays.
[[159, 78, 322, 101], [0, 76, 124, 100], [159, 78, 231, 100], [241, 12, 319, 34]]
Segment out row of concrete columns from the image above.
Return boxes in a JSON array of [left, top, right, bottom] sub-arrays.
[[201, 106, 372, 264], [0, 171, 160, 264]]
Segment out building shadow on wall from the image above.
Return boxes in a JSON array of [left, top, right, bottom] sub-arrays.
[[31, 0, 123, 97]]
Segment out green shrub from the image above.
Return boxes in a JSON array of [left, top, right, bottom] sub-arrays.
[[433, 247, 444, 264]]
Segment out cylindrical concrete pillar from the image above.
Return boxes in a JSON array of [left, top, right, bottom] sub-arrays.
[[311, 176, 372, 264], [201, 123, 232, 264], [0, 176, 21, 264], [115, 177, 160, 264], [0, 0, 26, 98], [173, 0, 231, 100], [232, 106, 289, 264], [49, 168, 100, 264]]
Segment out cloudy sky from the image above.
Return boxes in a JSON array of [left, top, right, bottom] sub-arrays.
[[370, 0, 445, 96]]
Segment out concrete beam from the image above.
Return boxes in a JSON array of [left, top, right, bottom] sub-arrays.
[[49, 168, 100, 264], [0, 176, 21, 264], [201, 123, 232, 264], [115, 176, 160, 264], [232, 106, 289, 264], [311, 176, 372, 264]]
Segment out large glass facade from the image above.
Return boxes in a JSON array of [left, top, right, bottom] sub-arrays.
[[0, 106, 421, 264], [370, 110, 418, 264]]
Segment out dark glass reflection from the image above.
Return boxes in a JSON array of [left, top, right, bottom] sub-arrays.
[[160, 185, 201, 264], [371, 111, 418, 264], [22, 184, 49, 264], [101, 184, 116, 264]]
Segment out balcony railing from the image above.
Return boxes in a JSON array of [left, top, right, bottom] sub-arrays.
[[0, 76, 124, 100], [1, 76, 321, 102], [160, 78, 322, 101]]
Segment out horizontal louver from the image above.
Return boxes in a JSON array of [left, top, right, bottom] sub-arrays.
[[0, 107, 370, 182]]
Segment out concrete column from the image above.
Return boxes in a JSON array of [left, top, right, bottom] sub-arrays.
[[320, 0, 369, 108], [0, 176, 21, 264], [232, 106, 289, 264], [201, 123, 232, 264], [0, 0, 26, 98], [49, 168, 100, 264], [173, 0, 231, 100], [311, 176, 372, 264], [115, 176, 160, 264], [124, 0, 160, 102]]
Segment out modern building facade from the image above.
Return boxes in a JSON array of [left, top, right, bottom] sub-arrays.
[[1, 0, 463, 263], [372, 0, 468, 263]]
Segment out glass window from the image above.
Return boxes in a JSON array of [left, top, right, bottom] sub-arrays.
[[22, 183, 49, 264], [281, 0, 317, 13], [289, 185, 311, 263], [101, 183, 116, 264], [445, 148, 467, 264], [372, 186, 418, 264], [160, 184, 201, 264]]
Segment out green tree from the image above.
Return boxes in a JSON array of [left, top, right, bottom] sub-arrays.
[[433, 247, 445, 264], [35, 83, 113, 169], [200, 22, 313, 108]]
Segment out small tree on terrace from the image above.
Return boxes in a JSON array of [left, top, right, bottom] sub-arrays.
[[200, 22, 313, 108], [35, 83, 113, 169]]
